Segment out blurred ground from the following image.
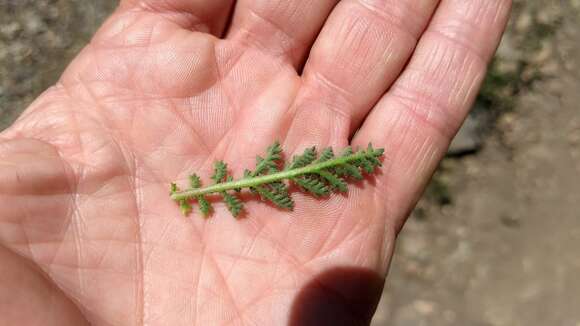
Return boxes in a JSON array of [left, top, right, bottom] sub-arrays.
[[0, 0, 117, 129], [0, 1, 579, 326]]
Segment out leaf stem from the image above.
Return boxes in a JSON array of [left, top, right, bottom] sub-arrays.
[[171, 150, 373, 201]]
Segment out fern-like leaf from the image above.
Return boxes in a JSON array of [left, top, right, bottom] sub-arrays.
[[317, 147, 335, 163], [170, 142, 384, 217], [198, 196, 211, 216], [335, 163, 363, 180], [188, 174, 213, 216], [189, 174, 202, 188], [318, 171, 348, 192], [179, 200, 193, 216], [255, 186, 294, 210], [171, 183, 193, 215], [341, 147, 354, 157], [222, 192, 243, 217], [170, 183, 179, 195], [295, 176, 330, 197], [252, 142, 282, 176], [269, 181, 289, 196], [212, 161, 228, 184], [287, 147, 317, 170]]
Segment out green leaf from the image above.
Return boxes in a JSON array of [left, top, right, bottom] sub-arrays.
[[318, 171, 348, 192], [357, 158, 375, 173], [197, 195, 212, 217], [366, 155, 382, 167], [267, 141, 283, 159], [222, 192, 243, 217], [253, 141, 283, 176], [211, 161, 228, 184], [190, 174, 202, 188], [269, 181, 289, 196], [170, 183, 179, 195], [343, 163, 364, 180], [341, 146, 354, 157], [335, 163, 363, 180], [317, 147, 335, 163], [179, 199, 192, 216], [170, 141, 385, 217], [287, 147, 317, 170], [295, 177, 330, 197], [255, 186, 294, 210]]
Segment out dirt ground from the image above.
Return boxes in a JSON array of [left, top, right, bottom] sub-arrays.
[[1, 1, 579, 326]]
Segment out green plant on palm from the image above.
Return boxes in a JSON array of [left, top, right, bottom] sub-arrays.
[[170, 142, 384, 217]]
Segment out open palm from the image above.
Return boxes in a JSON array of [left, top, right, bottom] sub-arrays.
[[0, 0, 510, 325]]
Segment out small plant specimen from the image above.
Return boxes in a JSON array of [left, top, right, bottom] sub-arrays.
[[170, 142, 384, 217]]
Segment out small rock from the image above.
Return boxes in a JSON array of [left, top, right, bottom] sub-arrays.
[[500, 214, 521, 228], [403, 260, 421, 276], [8, 43, 32, 62], [0, 21, 22, 39], [515, 11, 532, 33], [46, 5, 61, 21], [41, 29, 64, 48], [496, 34, 519, 62], [539, 60, 560, 76], [443, 310, 457, 322], [531, 41, 553, 64], [400, 235, 428, 259], [22, 11, 47, 35], [495, 59, 519, 75], [536, 6, 562, 25], [448, 112, 487, 156], [569, 129, 580, 147], [413, 300, 436, 315], [0, 43, 8, 61], [393, 304, 429, 326]]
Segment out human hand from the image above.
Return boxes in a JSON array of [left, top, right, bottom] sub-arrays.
[[0, 0, 511, 325]]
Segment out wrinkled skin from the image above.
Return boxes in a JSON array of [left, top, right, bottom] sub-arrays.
[[0, 1, 511, 325]]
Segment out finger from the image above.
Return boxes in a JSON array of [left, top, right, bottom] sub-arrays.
[[119, 0, 236, 36], [226, 0, 339, 68], [284, 0, 440, 148], [354, 0, 512, 228]]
